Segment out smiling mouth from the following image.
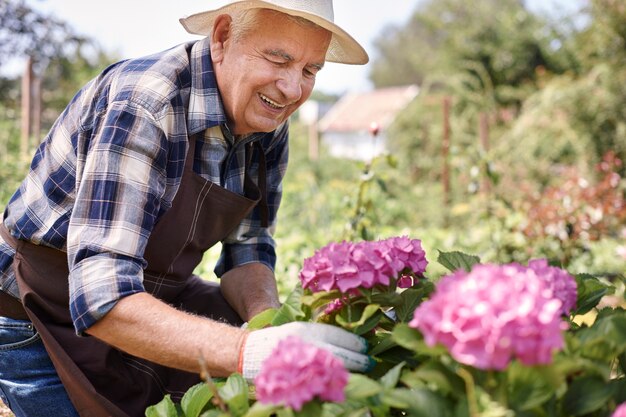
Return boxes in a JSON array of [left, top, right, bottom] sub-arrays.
[[259, 93, 286, 109]]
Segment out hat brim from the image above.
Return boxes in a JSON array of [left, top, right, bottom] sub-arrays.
[[179, 0, 369, 65]]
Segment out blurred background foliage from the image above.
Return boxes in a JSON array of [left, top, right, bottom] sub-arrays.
[[1, 0, 625, 300]]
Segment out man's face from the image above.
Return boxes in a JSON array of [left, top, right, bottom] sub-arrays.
[[211, 10, 332, 135]]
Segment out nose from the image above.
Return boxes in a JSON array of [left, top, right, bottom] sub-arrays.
[[276, 68, 303, 103]]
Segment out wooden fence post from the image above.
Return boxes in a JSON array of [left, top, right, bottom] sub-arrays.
[[21, 56, 33, 160], [442, 96, 451, 225], [479, 112, 490, 194], [32, 76, 42, 144]]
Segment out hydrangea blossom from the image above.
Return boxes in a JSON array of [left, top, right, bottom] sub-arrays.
[[254, 336, 349, 411], [409, 263, 567, 370], [324, 297, 348, 315], [397, 275, 414, 289], [299, 236, 427, 293], [612, 403, 626, 417], [527, 258, 577, 315]]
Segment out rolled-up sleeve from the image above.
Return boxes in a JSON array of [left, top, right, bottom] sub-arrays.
[[68, 101, 170, 334]]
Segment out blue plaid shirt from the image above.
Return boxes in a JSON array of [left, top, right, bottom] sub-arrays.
[[0, 38, 289, 334]]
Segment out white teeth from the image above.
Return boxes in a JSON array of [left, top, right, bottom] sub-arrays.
[[260, 94, 285, 109]]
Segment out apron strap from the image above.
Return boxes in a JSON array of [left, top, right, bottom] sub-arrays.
[[245, 141, 269, 228]]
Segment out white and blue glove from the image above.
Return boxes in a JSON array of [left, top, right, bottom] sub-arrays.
[[238, 321, 374, 380]]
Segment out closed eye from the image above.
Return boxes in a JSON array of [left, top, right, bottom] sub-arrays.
[[266, 49, 293, 65], [304, 64, 323, 79]]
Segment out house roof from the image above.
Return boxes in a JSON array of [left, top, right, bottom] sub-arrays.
[[318, 85, 419, 133]]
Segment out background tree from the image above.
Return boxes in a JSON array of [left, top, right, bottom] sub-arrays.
[[498, 0, 626, 184], [369, 0, 578, 107], [1, 0, 113, 117], [0, 0, 114, 203], [374, 0, 585, 200], [1, 0, 91, 74], [369, 0, 625, 269]]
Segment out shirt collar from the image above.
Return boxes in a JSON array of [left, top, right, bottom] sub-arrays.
[[187, 37, 228, 135]]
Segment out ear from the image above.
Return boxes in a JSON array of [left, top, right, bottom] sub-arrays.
[[210, 14, 232, 64]]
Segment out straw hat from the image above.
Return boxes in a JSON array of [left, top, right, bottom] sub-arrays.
[[179, 0, 369, 65]]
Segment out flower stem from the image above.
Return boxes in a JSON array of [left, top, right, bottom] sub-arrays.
[[198, 351, 228, 412], [457, 367, 479, 417]]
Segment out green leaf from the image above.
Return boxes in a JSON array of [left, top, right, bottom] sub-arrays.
[[562, 376, 615, 416], [391, 323, 429, 352], [247, 308, 278, 330], [342, 408, 374, 417], [272, 284, 305, 326], [507, 362, 560, 411], [371, 346, 420, 378], [390, 324, 448, 364], [552, 353, 611, 381], [181, 383, 214, 417], [146, 395, 180, 417], [370, 291, 403, 307], [345, 374, 383, 400], [577, 308, 626, 361], [401, 360, 466, 398], [276, 409, 296, 417], [395, 287, 432, 323], [573, 274, 612, 316], [320, 401, 371, 417], [474, 387, 513, 417], [217, 373, 249, 417], [335, 304, 382, 334], [369, 332, 398, 356], [436, 250, 481, 273], [301, 290, 341, 311], [619, 351, 626, 376], [613, 378, 626, 403], [380, 361, 405, 389], [375, 177, 388, 193], [380, 388, 449, 417], [294, 401, 323, 417], [199, 411, 226, 417], [243, 402, 281, 417]]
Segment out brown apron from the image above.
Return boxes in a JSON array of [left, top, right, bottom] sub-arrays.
[[0, 136, 268, 417]]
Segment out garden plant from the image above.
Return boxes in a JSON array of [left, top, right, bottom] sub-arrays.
[[145, 237, 626, 417], [2, 2, 626, 417]]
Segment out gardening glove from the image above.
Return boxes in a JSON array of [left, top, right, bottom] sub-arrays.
[[238, 321, 374, 380]]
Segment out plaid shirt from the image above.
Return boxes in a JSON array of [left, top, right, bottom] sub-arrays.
[[0, 38, 289, 334]]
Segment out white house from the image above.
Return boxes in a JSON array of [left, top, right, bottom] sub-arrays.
[[317, 85, 419, 160]]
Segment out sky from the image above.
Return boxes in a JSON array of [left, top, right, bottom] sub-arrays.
[[22, 0, 585, 95], [24, 0, 418, 94]]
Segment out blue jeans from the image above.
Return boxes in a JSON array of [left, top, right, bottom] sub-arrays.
[[0, 316, 79, 417]]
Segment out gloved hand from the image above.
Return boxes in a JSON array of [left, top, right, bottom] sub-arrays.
[[238, 321, 374, 380]]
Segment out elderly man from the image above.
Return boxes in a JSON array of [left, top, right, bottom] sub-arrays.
[[0, 1, 370, 416]]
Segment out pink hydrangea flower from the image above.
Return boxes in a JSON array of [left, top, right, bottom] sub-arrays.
[[383, 236, 429, 274], [612, 403, 626, 417], [527, 259, 577, 315], [324, 297, 347, 315], [397, 275, 414, 289], [254, 336, 349, 411], [409, 263, 566, 370], [299, 236, 427, 293], [299, 241, 358, 293]]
